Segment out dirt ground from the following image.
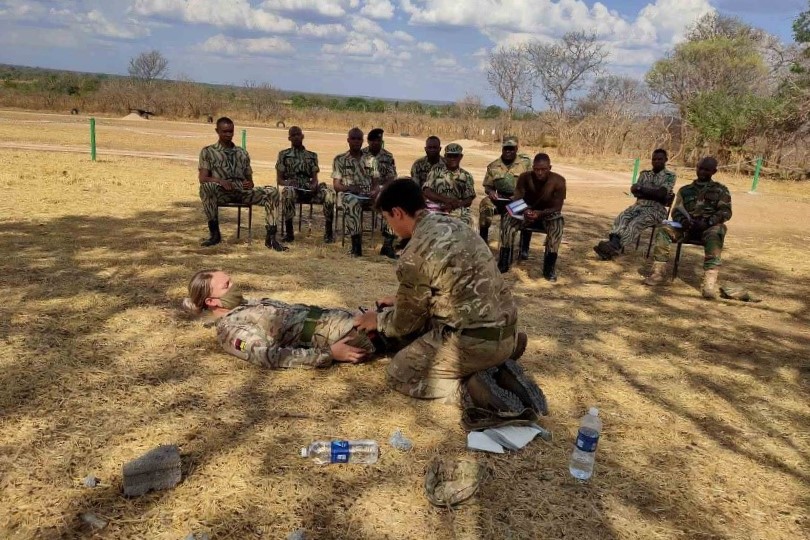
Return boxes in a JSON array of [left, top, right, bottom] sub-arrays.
[[0, 110, 808, 540]]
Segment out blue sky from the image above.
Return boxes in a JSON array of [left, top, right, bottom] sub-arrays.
[[0, 0, 805, 104]]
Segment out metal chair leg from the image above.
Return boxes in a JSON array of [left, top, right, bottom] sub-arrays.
[[247, 205, 253, 244], [236, 206, 242, 239], [672, 241, 683, 281], [645, 226, 656, 259]]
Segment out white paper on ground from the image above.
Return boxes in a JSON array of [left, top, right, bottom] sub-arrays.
[[467, 431, 505, 453], [662, 220, 682, 228]]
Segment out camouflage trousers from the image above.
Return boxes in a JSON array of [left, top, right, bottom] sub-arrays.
[[500, 213, 564, 254], [386, 326, 516, 402], [449, 207, 474, 228], [281, 183, 336, 221], [340, 193, 392, 237], [610, 204, 667, 247], [200, 182, 279, 227], [305, 310, 377, 356], [478, 197, 507, 229], [653, 223, 727, 270]]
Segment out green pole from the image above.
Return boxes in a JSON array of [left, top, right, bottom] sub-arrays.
[[750, 157, 763, 192], [241, 129, 246, 150], [90, 117, 96, 161], [631, 158, 640, 184]]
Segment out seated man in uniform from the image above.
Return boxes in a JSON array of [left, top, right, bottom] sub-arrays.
[[354, 179, 546, 418], [422, 143, 476, 227], [643, 157, 732, 299], [362, 128, 399, 259], [331, 127, 381, 257], [594, 149, 675, 260], [276, 126, 337, 244], [498, 153, 566, 281], [479, 136, 532, 247], [198, 117, 286, 251], [410, 135, 444, 188], [183, 269, 378, 367]]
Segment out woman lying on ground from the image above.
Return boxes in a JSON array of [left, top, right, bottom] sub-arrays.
[[182, 269, 381, 368]]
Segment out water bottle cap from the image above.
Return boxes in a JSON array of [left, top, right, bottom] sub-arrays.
[[299, 447, 308, 458], [589, 407, 599, 417]]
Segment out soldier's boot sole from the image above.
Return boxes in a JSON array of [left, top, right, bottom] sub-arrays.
[[466, 368, 525, 413], [495, 360, 549, 416]]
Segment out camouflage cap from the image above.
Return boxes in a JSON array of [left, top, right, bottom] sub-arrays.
[[502, 136, 518, 147], [444, 143, 463, 155]]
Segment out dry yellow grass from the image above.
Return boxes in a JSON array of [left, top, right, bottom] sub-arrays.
[[0, 111, 808, 539]]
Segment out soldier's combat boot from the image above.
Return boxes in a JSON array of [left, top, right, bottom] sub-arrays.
[[479, 226, 489, 244], [380, 234, 399, 259], [350, 234, 362, 257], [497, 247, 511, 273], [324, 219, 335, 244], [542, 252, 558, 282], [495, 359, 549, 416], [701, 268, 719, 299], [201, 220, 221, 247], [265, 225, 289, 252], [643, 261, 667, 286], [466, 368, 525, 413], [282, 219, 295, 242], [609, 233, 622, 252], [518, 230, 532, 260]]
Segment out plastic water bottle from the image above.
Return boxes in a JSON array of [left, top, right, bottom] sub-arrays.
[[569, 407, 602, 480], [300, 440, 379, 465]]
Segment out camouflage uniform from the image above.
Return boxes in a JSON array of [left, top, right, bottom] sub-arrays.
[[652, 179, 732, 269], [377, 211, 518, 400], [423, 165, 477, 227], [276, 146, 336, 221], [216, 299, 376, 369], [362, 147, 397, 183], [199, 143, 280, 227], [611, 169, 676, 247], [331, 151, 380, 235], [500, 171, 567, 254], [410, 156, 445, 188], [479, 154, 532, 229]]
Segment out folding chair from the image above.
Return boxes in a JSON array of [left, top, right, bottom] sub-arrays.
[[338, 193, 379, 248], [219, 202, 253, 243], [640, 192, 676, 256], [672, 237, 706, 280], [507, 219, 548, 263]]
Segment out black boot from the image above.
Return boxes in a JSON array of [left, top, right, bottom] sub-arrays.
[[543, 252, 558, 282], [265, 225, 289, 252], [609, 233, 623, 252], [518, 230, 533, 260], [350, 234, 362, 257], [380, 234, 398, 259], [497, 247, 511, 273], [282, 219, 295, 242], [201, 220, 221, 247], [324, 219, 334, 243], [479, 226, 489, 244]]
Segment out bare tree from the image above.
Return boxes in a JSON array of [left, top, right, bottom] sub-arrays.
[[525, 31, 608, 115], [243, 80, 282, 122], [485, 45, 532, 129], [455, 93, 483, 137], [128, 50, 169, 83]]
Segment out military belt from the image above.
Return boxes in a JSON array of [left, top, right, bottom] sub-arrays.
[[300, 307, 324, 343], [459, 323, 516, 342]]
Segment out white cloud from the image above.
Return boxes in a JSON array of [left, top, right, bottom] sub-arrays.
[[391, 30, 415, 42], [300, 22, 348, 39], [132, 0, 298, 33], [265, 0, 353, 18], [0, 1, 148, 40], [416, 41, 438, 53], [360, 0, 395, 19], [350, 14, 386, 36], [197, 34, 295, 56]]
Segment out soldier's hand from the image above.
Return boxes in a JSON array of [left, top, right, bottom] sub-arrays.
[[242, 179, 254, 190], [524, 209, 539, 222], [309, 180, 319, 191], [353, 311, 378, 332], [376, 296, 396, 309], [488, 190, 499, 201], [219, 180, 235, 192], [331, 336, 367, 364], [631, 184, 641, 196]]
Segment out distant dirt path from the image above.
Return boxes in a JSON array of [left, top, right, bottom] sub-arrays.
[[0, 141, 630, 187]]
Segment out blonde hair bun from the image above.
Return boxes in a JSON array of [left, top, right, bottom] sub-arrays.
[[181, 297, 202, 315]]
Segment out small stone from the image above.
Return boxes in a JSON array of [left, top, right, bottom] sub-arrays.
[[80, 513, 107, 530], [83, 475, 99, 488], [184, 533, 210, 540], [122, 444, 182, 497], [287, 529, 308, 540]]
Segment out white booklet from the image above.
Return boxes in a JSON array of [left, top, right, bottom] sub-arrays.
[[506, 199, 527, 217]]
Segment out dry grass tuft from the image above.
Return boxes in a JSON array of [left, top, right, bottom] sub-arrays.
[[0, 111, 808, 539]]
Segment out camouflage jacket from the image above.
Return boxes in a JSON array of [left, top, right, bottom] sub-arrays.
[[216, 299, 371, 369], [377, 211, 517, 337], [410, 156, 445, 187], [423, 166, 476, 202], [483, 155, 532, 196], [672, 179, 732, 225], [331, 151, 380, 194], [199, 142, 252, 186], [635, 168, 676, 208], [276, 146, 319, 188], [362, 147, 397, 183]]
